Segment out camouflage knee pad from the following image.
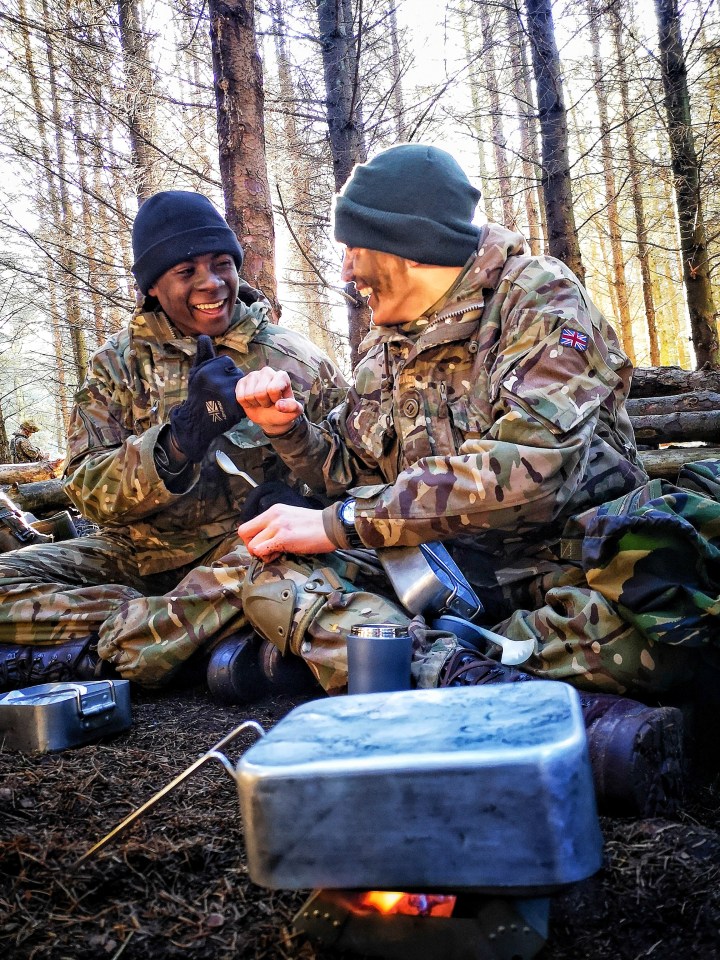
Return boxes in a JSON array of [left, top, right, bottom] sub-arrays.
[[241, 554, 409, 695]]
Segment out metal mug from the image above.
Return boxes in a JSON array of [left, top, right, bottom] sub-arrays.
[[347, 623, 412, 695]]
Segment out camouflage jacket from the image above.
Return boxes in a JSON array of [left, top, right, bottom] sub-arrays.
[[64, 298, 347, 574], [272, 223, 647, 564], [10, 433, 44, 464]]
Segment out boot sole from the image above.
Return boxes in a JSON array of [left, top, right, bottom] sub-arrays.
[[206, 633, 267, 705], [589, 705, 685, 818]]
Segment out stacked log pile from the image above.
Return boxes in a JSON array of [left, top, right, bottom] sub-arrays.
[[0, 457, 69, 514], [629, 367, 720, 479]]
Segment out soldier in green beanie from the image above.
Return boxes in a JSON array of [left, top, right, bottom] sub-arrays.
[[235, 143, 691, 818]]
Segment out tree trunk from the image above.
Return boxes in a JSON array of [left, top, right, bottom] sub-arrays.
[[316, 0, 367, 190], [626, 390, 720, 416], [654, 0, 719, 367], [587, 0, 634, 363], [0, 413, 9, 466], [631, 410, 720, 444], [639, 447, 720, 479], [41, 0, 89, 388], [477, 2, 516, 230], [630, 364, 720, 396], [17, 0, 72, 431], [505, 4, 542, 254], [388, 0, 407, 141], [461, 3, 497, 221], [0, 460, 64, 484], [609, 3, 660, 366], [269, 0, 342, 362], [2, 479, 70, 515], [316, 0, 371, 362], [569, 113, 618, 322], [524, 0, 585, 282], [519, 24, 547, 250], [117, 0, 158, 205], [209, 0, 277, 307]]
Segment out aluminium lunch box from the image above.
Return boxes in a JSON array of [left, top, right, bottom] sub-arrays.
[[235, 682, 603, 893], [0, 679, 132, 752]]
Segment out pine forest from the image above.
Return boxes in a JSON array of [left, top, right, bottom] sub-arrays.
[[0, 0, 718, 458]]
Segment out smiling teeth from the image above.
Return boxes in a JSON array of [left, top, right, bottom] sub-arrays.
[[357, 287, 372, 298], [195, 301, 224, 311]]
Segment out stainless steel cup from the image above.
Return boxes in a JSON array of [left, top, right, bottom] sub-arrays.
[[347, 623, 412, 694]]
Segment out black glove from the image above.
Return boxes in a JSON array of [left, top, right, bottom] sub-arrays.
[[237, 282, 264, 306], [240, 481, 323, 523], [170, 335, 245, 462]]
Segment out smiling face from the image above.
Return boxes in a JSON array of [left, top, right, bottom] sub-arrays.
[[340, 247, 417, 326], [148, 252, 240, 337]]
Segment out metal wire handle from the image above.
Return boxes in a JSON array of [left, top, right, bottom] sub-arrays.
[[74, 720, 265, 865]]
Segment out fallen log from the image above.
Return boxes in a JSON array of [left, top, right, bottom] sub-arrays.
[[0, 458, 64, 484], [638, 446, 720, 481], [632, 411, 720, 445], [630, 366, 720, 398], [626, 391, 720, 418], [1, 478, 71, 514]]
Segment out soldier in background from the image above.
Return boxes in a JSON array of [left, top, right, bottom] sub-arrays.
[[10, 421, 47, 464], [235, 144, 688, 818], [0, 190, 349, 693]]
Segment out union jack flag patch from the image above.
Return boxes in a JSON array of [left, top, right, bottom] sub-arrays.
[[559, 328, 589, 351]]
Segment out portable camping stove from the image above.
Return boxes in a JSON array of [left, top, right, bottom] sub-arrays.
[[293, 888, 548, 960], [234, 684, 603, 960]]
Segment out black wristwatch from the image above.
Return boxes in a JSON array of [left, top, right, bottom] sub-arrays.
[[338, 498, 363, 548]]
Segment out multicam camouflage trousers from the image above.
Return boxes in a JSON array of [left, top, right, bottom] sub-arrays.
[[241, 548, 697, 699], [0, 529, 255, 686], [0, 527, 700, 697], [0, 531, 409, 693], [241, 552, 410, 694]]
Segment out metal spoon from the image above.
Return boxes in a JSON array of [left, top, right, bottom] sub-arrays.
[[433, 614, 536, 666], [215, 450, 258, 488], [469, 623, 536, 667]]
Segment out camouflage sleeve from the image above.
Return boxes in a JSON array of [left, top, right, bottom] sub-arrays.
[[15, 437, 43, 462], [274, 266, 622, 549], [63, 348, 196, 526], [270, 386, 388, 498], [299, 357, 351, 426]]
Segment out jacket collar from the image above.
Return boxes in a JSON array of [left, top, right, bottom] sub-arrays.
[[361, 223, 527, 354], [129, 300, 269, 357]]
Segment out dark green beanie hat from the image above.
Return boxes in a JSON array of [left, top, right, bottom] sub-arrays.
[[131, 191, 244, 294], [333, 144, 482, 266]]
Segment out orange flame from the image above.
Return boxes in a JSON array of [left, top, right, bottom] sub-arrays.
[[356, 891, 456, 917], [360, 891, 406, 914]]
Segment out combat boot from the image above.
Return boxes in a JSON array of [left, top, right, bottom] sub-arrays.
[[0, 636, 102, 692], [258, 638, 320, 696], [580, 693, 684, 818], [439, 648, 685, 818], [206, 629, 268, 705]]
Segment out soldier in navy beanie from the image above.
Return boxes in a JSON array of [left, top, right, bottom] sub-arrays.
[[332, 144, 482, 266], [131, 191, 244, 295]]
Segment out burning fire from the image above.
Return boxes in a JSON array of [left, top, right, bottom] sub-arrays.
[[357, 890, 456, 917]]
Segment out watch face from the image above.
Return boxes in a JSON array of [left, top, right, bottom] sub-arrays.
[[340, 499, 356, 524]]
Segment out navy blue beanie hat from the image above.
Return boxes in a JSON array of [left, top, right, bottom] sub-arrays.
[[131, 191, 244, 294], [332, 144, 482, 266]]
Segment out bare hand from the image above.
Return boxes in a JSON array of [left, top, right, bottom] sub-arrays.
[[238, 504, 335, 561], [235, 367, 304, 436]]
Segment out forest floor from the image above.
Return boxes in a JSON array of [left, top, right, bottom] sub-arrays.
[[1, 682, 720, 960]]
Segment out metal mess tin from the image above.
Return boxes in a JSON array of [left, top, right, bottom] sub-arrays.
[[0, 680, 132, 752], [236, 682, 603, 894]]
